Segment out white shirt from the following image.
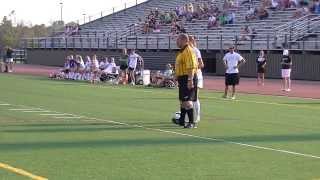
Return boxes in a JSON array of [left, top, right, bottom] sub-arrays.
[[104, 62, 117, 74], [193, 47, 202, 59], [92, 60, 99, 69], [79, 60, 85, 68], [223, 52, 243, 74], [128, 53, 140, 69]]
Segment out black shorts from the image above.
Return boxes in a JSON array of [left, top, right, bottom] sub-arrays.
[[178, 75, 198, 102], [120, 65, 128, 70], [225, 73, 239, 86], [257, 66, 265, 73], [128, 67, 135, 71]]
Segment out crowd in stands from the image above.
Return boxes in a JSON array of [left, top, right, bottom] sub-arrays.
[[64, 24, 80, 36]]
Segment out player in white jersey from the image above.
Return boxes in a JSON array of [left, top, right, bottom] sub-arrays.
[[90, 55, 100, 84], [189, 35, 204, 125]]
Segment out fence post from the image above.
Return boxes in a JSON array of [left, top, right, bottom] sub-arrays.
[[220, 34, 223, 53], [234, 35, 238, 50], [32, 39, 34, 49], [206, 36, 209, 51], [98, 38, 100, 49], [125, 36, 128, 49], [157, 35, 159, 50], [44, 39, 47, 49], [250, 36, 253, 52], [284, 34, 288, 48], [267, 34, 270, 52], [146, 36, 148, 50], [136, 35, 138, 49], [65, 38, 68, 49], [302, 35, 305, 54], [115, 32, 118, 49], [168, 35, 171, 50]]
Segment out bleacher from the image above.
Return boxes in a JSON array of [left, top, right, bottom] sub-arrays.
[[24, 0, 320, 51]]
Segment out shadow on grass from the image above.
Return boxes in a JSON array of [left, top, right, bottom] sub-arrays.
[[0, 137, 212, 151], [1, 131, 320, 151]]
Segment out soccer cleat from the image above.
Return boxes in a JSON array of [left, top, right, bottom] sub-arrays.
[[286, 89, 291, 92], [231, 96, 236, 100], [171, 118, 179, 125], [222, 94, 228, 99], [184, 123, 194, 129], [193, 123, 198, 129]]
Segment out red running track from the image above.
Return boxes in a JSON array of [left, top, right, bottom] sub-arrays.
[[5, 64, 320, 99]]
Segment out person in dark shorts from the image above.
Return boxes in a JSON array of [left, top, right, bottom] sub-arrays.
[[6, 47, 14, 73], [174, 34, 198, 129], [256, 50, 267, 86], [119, 49, 129, 84], [281, 49, 292, 92], [222, 45, 246, 100]]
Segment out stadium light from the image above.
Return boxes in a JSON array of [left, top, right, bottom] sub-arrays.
[[59, 2, 63, 23], [82, 13, 86, 24]]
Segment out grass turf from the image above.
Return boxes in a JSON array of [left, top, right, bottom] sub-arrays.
[[0, 74, 320, 180]]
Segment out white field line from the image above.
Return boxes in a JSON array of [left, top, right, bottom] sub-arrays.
[[0, 104, 11, 106], [2, 101, 320, 159], [9, 108, 42, 111], [1, 101, 320, 160], [22, 111, 51, 113], [54, 116, 83, 119], [39, 113, 71, 116]]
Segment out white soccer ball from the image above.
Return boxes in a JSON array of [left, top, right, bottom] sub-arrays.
[[174, 111, 181, 120]]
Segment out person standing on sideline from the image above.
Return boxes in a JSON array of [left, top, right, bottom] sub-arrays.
[[175, 34, 198, 129], [256, 50, 267, 86], [119, 48, 129, 84], [223, 45, 246, 100], [281, 49, 292, 92], [6, 47, 14, 73], [128, 49, 143, 85], [189, 35, 204, 125]]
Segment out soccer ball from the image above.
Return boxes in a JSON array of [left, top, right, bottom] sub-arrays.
[[171, 111, 189, 125], [172, 111, 181, 125]]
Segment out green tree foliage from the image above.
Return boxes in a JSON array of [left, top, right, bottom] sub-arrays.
[[0, 17, 65, 49]]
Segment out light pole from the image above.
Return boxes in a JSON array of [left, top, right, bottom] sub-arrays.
[[83, 13, 86, 24], [59, 2, 63, 23]]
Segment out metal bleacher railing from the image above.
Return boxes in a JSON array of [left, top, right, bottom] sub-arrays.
[[21, 31, 320, 51]]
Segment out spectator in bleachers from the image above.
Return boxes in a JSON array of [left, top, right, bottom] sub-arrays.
[[270, 0, 281, 10], [257, 7, 269, 20], [240, 25, 253, 40], [245, 6, 257, 21], [289, 0, 299, 7], [313, 0, 320, 14], [292, 6, 310, 17], [208, 15, 218, 29], [218, 12, 228, 25], [226, 11, 236, 24]]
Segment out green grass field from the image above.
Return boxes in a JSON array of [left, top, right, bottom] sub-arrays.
[[0, 74, 320, 180]]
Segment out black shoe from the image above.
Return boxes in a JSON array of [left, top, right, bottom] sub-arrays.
[[184, 123, 194, 129], [171, 118, 179, 125]]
